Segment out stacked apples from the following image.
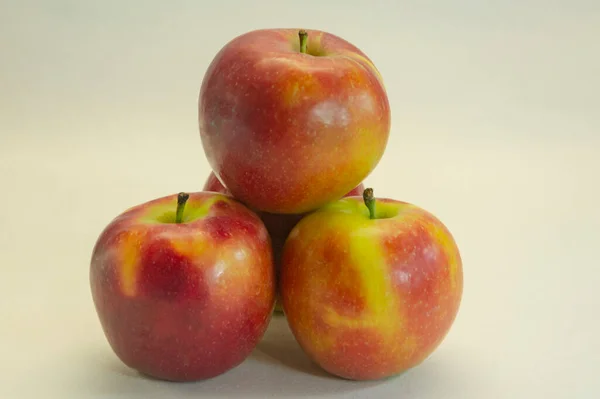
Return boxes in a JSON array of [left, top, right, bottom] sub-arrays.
[[90, 28, 463, 383]]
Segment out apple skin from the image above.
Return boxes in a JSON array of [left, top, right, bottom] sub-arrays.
[[198, 28, 390, 214], [280, 196, 463, 381], [89, 192, 275, 381], [203, 172, 364, 312]]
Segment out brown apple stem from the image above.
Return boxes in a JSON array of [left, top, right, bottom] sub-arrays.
[[363, 188, 376, 220], [175, 192, 190, 224], [299, 29, 308, 54]]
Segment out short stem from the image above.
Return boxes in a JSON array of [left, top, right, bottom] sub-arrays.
[[363, 188, 376, 220], [299, 29, 308, 54], [175, 192, 189, 224]]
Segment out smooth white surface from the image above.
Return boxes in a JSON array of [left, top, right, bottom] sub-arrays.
[[1, 1, 599, 398]]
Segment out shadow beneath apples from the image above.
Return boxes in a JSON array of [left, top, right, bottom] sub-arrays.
[[65, 319, 477, 398]]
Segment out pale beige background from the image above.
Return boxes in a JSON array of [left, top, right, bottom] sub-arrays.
[[1, 1, 599, 398]]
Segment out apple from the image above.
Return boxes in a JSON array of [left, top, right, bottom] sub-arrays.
[[89, 192, 275, 381], [280, 189, 463, 381], [203, 172, 364, 313], [198, 28, 390, 214]]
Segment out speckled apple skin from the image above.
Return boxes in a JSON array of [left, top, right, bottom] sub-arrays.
[[90, 192, 275, 381], [199, 28, 390, 214], [203, 172, 364, 312], [280, 197, 463, 381]]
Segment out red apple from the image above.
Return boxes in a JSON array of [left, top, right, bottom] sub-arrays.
[[280, 189, 463, 381], [198, 28, 390, 214], [89, 192, 275, 381], [203, 172, 364, 312]]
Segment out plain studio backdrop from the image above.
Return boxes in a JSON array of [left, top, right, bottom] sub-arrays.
[[1, 1, 598, 398]]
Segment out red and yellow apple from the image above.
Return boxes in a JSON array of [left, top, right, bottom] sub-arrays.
[[203, 172, 364, 312], [280, 189, 463, 380], [89, 192, 275, 381], [198, 28, 390, 214]]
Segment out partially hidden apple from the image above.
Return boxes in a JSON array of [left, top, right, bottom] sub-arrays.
[[199, 28, 390, 214], [203, 172, 364, 313], [89, 192, 275, 381], [280, 189, 463, 380]]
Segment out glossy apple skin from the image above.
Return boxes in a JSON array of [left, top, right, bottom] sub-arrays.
[[280, 197, 463, 381], [199, 28, 390, 214], [203, 172, 364, 312], [89, 192, 275, 381]]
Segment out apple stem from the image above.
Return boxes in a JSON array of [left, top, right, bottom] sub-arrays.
[[299, 29, 308, 54], [363, 188, 376, 220], [175, 192, 190, 224]]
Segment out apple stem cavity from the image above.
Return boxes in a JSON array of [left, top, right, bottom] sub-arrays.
[[299, 29, 308, 54], [363, 188, 376, 220], [175, 192, 190, 224]]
